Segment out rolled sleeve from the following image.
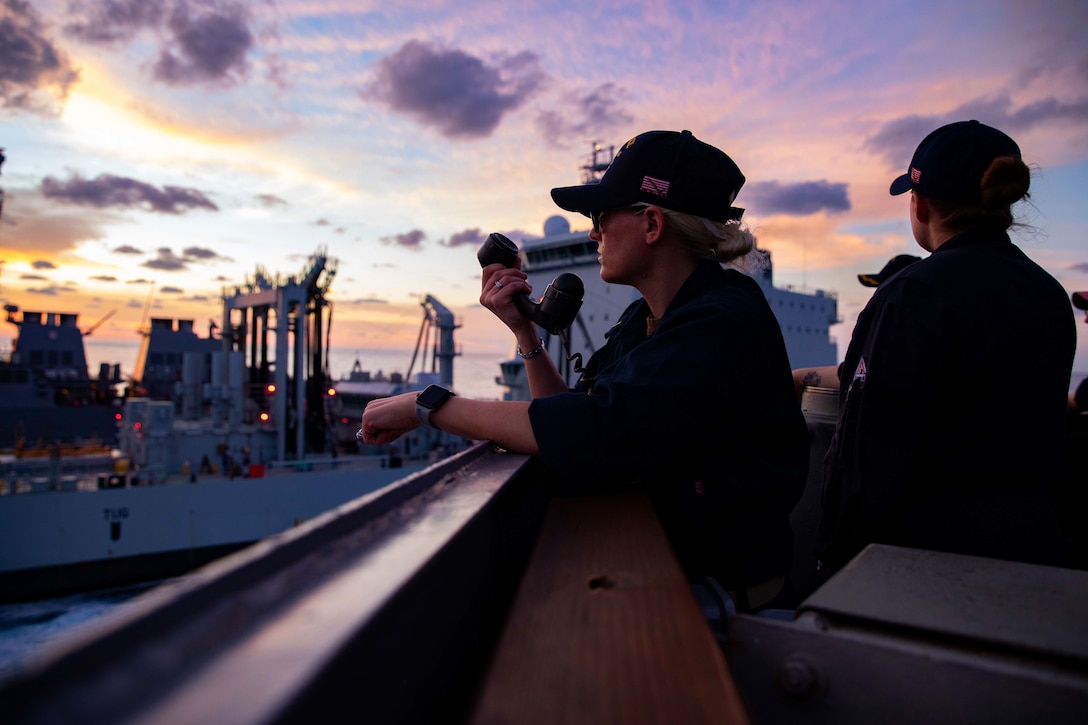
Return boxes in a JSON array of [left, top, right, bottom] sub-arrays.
[[528, 287, 782, 490], [528, 392, 606, 486]]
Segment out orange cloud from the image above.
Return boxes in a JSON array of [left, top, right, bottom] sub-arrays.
[[749, 213, 910, 273], [0, 190, 116, 257]]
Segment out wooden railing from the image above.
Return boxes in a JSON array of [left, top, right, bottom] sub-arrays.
[[470, 492, 749, 724]]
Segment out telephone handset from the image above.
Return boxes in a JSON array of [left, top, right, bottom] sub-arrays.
[[477, 232, 584, 335]]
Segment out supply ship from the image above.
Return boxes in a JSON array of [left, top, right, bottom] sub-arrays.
[[0, 251, 469, 601]]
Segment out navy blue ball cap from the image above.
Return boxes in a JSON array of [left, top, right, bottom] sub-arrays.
[[550, 130, 746, 222], [889, 120, 1021, 203]]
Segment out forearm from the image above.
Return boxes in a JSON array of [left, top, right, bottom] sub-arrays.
[[481, 263, 570, 399], [792, 365, 840, 401], [514, 327, 571, 398], [431, 397, 540, 455], [361, 392, 541, 455]]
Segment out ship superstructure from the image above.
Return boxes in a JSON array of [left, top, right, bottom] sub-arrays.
[[0, 307, 121, 447], [119, 250, 340, 482], [130, 317, 221, 402]]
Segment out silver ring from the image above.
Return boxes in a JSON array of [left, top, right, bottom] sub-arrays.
[[494, 281, 503, 289], [356, 429, 365, 440]]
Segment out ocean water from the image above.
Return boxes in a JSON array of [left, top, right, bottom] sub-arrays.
[[80, 336, 1085, 399], [80, 340, 512, 401], [0, 579, 167, 681], [325, 347, 510, 400]]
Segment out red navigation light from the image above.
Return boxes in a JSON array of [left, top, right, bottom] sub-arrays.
[[340, 417, 349, 424], [115, 413, 123, 421], [259, 412, 270, 422], [134, 422, 142, 431]]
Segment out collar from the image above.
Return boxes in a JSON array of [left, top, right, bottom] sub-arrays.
[[661, 259, 737, 316], [606, 261, 725, 342], [931, 227, 1012, 255]]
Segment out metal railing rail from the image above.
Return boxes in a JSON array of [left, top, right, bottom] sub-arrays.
[[0, 442, 550, 725]]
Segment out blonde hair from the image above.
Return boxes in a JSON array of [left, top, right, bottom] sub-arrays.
[[654, 206, 765, 275]]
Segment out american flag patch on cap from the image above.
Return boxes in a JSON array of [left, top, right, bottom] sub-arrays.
[[910, 167, 921, 183], [640, 175, 670, 197]]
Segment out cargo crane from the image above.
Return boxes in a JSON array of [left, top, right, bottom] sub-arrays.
[[329, 294, 461, 454], [222, 248, 337, 460], [405, 294, 461, 389]]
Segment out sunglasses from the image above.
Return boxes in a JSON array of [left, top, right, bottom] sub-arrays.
[[591, 204, 648, 234]]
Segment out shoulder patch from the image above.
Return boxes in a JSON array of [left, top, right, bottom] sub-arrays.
[[852, 357, 867, 385]]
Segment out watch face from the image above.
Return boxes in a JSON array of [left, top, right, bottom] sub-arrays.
[[416, 385, 452, 409]]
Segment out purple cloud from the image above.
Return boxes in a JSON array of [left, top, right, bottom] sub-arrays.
[[41, 173, 218, 214], [365, 40, 545, 139], [153, 2, 254, 85], [380, 229, 427, 250], [744, 180, 851, 216], [0, 0, 80, 113], [64, 0, 168, 44]]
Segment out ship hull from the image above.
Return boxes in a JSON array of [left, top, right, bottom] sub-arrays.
[[0, 461, 427, 601], [0, 406, 118, 449]]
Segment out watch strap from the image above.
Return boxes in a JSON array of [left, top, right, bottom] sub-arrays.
[[417, 402, 436, 428], [415, 385, 454, 428]]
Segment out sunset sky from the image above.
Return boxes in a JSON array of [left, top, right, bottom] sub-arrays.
[[2, 0, 1086, 385]]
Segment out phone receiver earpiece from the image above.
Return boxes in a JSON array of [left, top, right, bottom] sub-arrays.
[[478, 233, 584, 334]]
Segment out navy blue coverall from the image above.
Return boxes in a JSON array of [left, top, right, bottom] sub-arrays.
[[818, 229, 1075, 573], [529, 260, 809, 591]]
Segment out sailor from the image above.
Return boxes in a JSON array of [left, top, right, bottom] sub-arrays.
[[791, 253, 922, 399], [816, 120, 1076, 574], [361, 130, 808, 612], [856, 254, 923, 288]]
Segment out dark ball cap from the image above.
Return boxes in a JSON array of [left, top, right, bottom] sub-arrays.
[[889, 120, 1021, 204], [858, 254, 922, 288], [550, 130, 745, 222]]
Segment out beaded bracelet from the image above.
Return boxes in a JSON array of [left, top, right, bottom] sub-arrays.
[[517, 339, 546, 359]]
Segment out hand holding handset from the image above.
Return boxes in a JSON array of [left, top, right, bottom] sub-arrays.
[[477, 232, 584, 335]]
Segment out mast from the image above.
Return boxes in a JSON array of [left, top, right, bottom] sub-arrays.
[[580, 142, 614, 184]]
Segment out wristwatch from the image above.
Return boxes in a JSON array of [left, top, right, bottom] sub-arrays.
[[415, 384, 455, 428]]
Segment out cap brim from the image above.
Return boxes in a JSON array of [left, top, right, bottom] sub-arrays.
[[1073, 291, 1088, 310], [858, 274, 881, 288], [889, 173, 913, 196], [550, 183, 632, 215]]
